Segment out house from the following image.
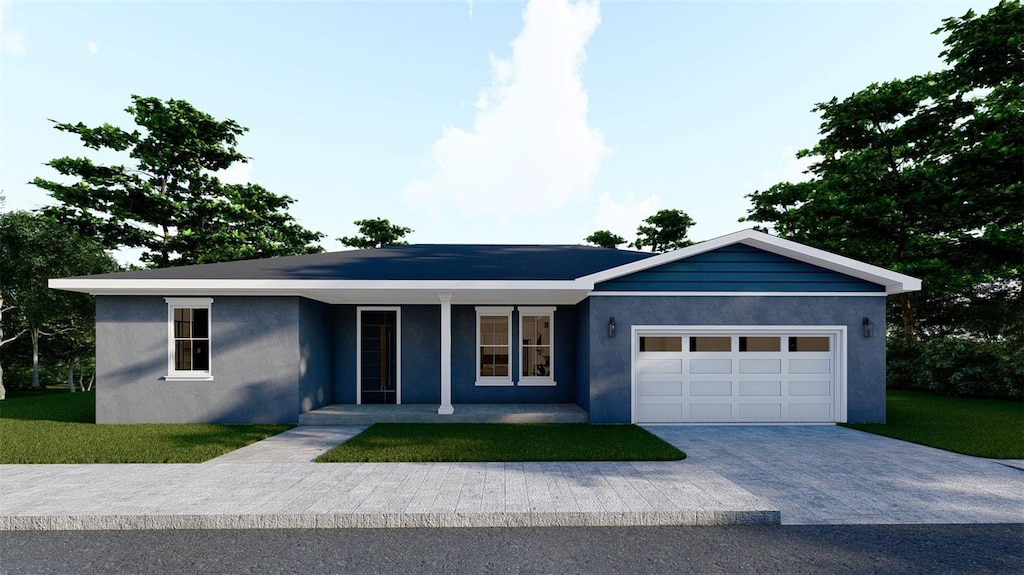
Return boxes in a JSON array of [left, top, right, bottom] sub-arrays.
[[49, 229, 920, 425]]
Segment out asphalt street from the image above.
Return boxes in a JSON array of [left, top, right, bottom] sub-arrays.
[[2, 524, 1022, 575]]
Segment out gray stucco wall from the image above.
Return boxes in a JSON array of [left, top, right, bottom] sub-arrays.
[[584, 295, 887, 424], [298, 298, 332, 414], [95, 296, 309, 424]]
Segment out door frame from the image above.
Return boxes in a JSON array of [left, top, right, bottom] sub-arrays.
[[630, 324, 847, 424], [356, 306, 402, 405]]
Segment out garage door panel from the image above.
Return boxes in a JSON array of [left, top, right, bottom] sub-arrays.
[[637, 358, 683, 375], [789, 380, 831, 396], [690, 380, 732, 396], [788, 402, 832, 420], [738, 359, 782, 374], [738, 403, 782, 420], [789, 358, 831, 374], [637, 402, 683, 422], [689, 359, 733, 374], [639, 380, 684, 397], [688, 403, 732, 421], [739, 380, 782, 396]]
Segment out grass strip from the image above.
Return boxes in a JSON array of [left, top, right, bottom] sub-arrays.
[[842, 390, 1023, 459], [317, 423, 686, 462], [0, 390, 290, 464]]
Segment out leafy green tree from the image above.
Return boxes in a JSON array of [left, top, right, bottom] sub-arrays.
[[0, 212, 118, 391], [338, 218, 413, 249], [742, 1, 1022, 343], [584, 230, 627, 249], [632, 209, 696, 252], [33, 95, 324, 268]]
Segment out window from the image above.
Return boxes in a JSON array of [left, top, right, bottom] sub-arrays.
[[739, 336, 781, 352], [519, 307, 555, 386], [476, 307, 512, 386], [789, 336, 830, 352], [689, 336, 731, 352], [165, 298, 213, 381], [639, 336, 683, 352]]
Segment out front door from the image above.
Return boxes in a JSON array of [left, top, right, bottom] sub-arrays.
[[359, 309, 399, 404]]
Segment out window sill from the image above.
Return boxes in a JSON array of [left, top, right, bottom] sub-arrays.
[[164, 374, 214, 382], [475, 380, 513, 387], [518, 379, 557, 387]]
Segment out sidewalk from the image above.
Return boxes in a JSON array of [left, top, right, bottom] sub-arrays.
[[0, 427, 778, 531]]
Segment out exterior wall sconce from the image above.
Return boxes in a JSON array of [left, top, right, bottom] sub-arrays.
[[862, 317, 873, 338], [608, 317, 616, 338]]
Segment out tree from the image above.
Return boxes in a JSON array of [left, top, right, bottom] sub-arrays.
[[632, 209, 696, 252], [0, 212, 118, 390], [742, 1, 1022, 343], [33, 95, 324, 268], [338, 218, 413, 249], [584, 230, 627, 249]]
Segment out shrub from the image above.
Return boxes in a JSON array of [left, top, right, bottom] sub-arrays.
[[887, 336, 1023, 400]]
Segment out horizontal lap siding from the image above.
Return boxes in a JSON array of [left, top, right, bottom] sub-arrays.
[[594, 244, 885, 292]]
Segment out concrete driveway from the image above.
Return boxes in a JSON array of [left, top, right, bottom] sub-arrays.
[[647, 425, 1024, 525]]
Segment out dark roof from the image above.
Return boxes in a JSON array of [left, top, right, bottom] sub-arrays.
[[77, 245, 656, 281]]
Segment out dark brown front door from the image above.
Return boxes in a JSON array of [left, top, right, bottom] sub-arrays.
[[360, 310, 398, 404]]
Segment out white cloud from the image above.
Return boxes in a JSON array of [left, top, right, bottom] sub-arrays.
[[752, 145, 816, 188], [581, 192, 661, 246], [467, 0, 474, 19], [86, 40, 99, 55], [0, 0, 26, 56], [216, 160, 253, 185], [404, 0, 607, 219]]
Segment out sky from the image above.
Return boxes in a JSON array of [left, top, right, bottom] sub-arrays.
[[0, 0, 998, 263]]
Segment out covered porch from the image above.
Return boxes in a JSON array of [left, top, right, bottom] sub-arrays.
[[298, 403, 589, 425]]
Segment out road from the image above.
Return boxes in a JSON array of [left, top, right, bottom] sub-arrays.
[[2, 524, 1021, 574]]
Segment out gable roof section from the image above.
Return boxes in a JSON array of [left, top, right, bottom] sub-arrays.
[[581, 229, 920, 295]]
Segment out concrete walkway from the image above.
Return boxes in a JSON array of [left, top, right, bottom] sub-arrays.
[[648, 426, 1024, 525], [2, 425, 1021, 530]]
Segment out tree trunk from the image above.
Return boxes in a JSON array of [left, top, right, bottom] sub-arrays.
[[67, 359, 76, 393], [30, 325, 40, 389], [900, 293, 916, 345]]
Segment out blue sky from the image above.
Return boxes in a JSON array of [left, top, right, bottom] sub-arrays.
[[0, 0, 996, 262]]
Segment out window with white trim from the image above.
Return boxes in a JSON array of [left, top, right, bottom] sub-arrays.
[[519, 307, 555, 386], [476, 307, 512, 386], [165, 298, 213, 381]]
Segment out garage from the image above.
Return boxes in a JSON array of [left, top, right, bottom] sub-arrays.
[[633, 326, 845, 423]]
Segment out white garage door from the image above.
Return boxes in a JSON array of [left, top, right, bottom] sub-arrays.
[[634, 328, 841, 423]]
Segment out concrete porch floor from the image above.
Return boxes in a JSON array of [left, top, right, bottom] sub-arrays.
[[298, 403, 589, 425]]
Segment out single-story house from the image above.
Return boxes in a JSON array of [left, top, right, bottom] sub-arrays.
[[50, 229, 919, 425]]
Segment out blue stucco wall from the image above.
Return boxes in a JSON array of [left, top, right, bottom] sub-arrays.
[[595, 244, 884, 292], [584, 295, 887, 424], [574, 298, 591, 411], [330, 305, 357, 404], [95, 296, 306, 424], [298, 298, 332, 413], [400, 305, 441, 403]]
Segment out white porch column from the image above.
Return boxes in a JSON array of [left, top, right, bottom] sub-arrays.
[[438, 293, 454, 415]]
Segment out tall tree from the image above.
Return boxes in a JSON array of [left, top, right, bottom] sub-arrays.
[[742, 1, 1022, 343], [584, 230, 627, 249], [33, 95, 324, 268], [0, 212, 118, 390], [632, 209, 696, 252], [338, 218, 413, 249]]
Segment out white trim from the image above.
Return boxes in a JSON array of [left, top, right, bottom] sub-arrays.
[[590, 291, 889, 297], [578, 229, 921, 295], [475, 306, 513, 386], [517, 306, 556, 387], [164, 298, 213, 382], [630, 324, 847, 424], [356, 306, 402, 405]]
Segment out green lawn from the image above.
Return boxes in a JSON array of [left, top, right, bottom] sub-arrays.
[[842, 390, 1024, 459], [317, 423, 686, 462], [0, 390, 291, 464]]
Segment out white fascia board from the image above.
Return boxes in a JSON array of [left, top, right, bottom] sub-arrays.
[[576, 229, 921, 295]]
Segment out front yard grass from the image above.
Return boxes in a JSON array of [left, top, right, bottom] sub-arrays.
[[842, 390, 1023, 459], [0, 390, 290, 464], [317, 422, 686, 462]]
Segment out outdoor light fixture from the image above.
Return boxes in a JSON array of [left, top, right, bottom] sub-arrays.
[[862, 317, 873, 337], [608, 317, 616, 338]]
